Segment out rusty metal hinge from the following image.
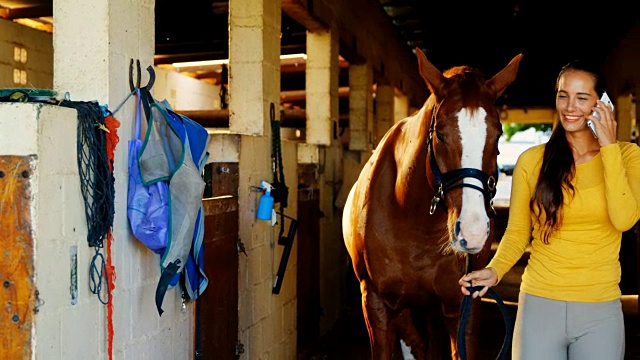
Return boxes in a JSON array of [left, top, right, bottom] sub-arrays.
[[235, 340, 245, 358], [236, 237, 248, 257]]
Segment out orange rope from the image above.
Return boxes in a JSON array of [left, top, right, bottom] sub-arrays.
[[104, 114, 120, 360], [104, 114, 121, 173], [106, 231, 116, 360]]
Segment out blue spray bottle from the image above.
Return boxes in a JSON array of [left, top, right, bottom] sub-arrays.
[[257, 180, 274, 220]]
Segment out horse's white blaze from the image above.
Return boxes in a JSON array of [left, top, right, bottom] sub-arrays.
[[400, 339, 416, 360], [455, 107, 490, 251]]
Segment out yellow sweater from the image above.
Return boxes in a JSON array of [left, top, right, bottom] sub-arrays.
[[488, 142, 640, 302]]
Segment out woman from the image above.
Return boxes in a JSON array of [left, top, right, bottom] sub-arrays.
[[459, 60, 640, 359]]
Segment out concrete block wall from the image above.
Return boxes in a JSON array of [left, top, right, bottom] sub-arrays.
[[0, 103, 104, 358], [152, 67, 222, 111], [0, 96, 194, 360], [0, 14, 230, 358], [206, 130, 241, 164], [314, 146, 341, 332], [237, 137, 298, 359], [0, 19, 53, 89]]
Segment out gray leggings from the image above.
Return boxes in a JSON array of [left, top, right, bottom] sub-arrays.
[[512, 292, 625, 360]]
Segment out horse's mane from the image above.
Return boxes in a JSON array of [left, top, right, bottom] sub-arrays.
[[440, 66, 490, 110], [443, 66, 485, 79], [412, 66, 490, 117]]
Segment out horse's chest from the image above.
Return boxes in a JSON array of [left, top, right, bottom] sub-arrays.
[[368, 247, 462, 303]]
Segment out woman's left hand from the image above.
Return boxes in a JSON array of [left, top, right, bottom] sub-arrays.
[[589, 100, 617, 146]]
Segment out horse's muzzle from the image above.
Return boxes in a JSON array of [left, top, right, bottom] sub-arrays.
[[453, 219, 489, 254], [455, 239, 482, 254]]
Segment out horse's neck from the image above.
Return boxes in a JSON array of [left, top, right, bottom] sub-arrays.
[[393, 101, 436, 198], [405, 102, 433, 146]]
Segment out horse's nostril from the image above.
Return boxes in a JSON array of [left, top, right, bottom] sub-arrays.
[[459, 239, 467, 248], [455, 220, 461, 235]]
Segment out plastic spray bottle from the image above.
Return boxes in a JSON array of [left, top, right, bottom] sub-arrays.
[[257, 180, 274, 220]]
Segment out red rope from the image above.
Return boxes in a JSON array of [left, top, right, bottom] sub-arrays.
[[104, 114, 120, 360], [105, 114, 120, 173], [106, 231, 116, 360]]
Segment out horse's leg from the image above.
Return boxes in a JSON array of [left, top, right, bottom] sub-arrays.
[[361, 281, 396, 359], [395, 308, 426, 359], [441, 300, 465, 360], [442, 300, 486, 360]]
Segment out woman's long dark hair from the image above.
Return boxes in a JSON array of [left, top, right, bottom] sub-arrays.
[[530, 60, 605, 243]]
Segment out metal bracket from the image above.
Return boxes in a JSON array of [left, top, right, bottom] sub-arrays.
[[235, 340, 245, 358]]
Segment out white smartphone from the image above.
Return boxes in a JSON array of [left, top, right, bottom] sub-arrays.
[[587, 92, 614, 138]]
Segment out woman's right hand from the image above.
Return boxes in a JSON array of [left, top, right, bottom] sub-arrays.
[[458, 267, 498, 298]]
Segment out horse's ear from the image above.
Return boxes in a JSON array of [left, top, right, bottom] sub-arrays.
[[486, 53, 523, 99], [415, 47, 446, 97]]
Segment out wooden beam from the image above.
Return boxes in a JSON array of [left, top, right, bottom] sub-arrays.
[[281, 58, 349, 73], [0, 5, 52, 20], [281, 0, 428, 107], [282, 0, 328, 33], [176, 109, 353, 129], [176, 109, 309, 128], [281, 87, 350, 102], [499, 108, 556, 124]]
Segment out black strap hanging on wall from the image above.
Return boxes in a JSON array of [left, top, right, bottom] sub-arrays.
[[270, 103, 288, 210], [270, 102, 298, 294]]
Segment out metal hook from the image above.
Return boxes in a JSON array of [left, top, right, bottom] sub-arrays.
[[129, 59, 156, 92]]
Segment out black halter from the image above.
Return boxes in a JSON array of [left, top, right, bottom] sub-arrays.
[[427, 105, 498, 218]]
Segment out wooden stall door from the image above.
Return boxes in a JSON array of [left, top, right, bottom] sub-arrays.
[[198, 162, 239, 360], [0, 156, 36, 359], [296, 188, 321, 354]]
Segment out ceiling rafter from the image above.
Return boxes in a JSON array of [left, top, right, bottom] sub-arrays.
[[0, 4, 51, 19]]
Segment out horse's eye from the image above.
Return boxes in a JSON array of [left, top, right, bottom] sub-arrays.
[[436, 132, 445, 143]]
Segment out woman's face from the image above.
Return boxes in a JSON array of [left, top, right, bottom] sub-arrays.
[[555, 69, 598, 134]]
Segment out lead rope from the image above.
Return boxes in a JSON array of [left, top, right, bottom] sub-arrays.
[[457, 254, 513, 360]]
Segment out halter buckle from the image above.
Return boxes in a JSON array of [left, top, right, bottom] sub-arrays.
[[487, 175, 497, 192], [430, 185, 443, 215], [488, 199, 496, 218]]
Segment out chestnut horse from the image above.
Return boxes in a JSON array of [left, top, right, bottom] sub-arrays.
[[342, 48, 522, 359]]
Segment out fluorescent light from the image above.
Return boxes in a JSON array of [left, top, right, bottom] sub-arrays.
[[172, 59, 228, 68], [171, 53, 307, 68], [279, 53, 307, 60]]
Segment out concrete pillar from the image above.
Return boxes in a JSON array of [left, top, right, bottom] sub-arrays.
[[374, 83, 394, 146], [229, 0, 281, 135], [52, 1, 189, 359], [394, 90, 410, 124], [305, 30, 339, 146], [230, 0, 296, 359], [302, 27, 346, 339], [53, 0, 154, 102], [348, 63, 373, 151]]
